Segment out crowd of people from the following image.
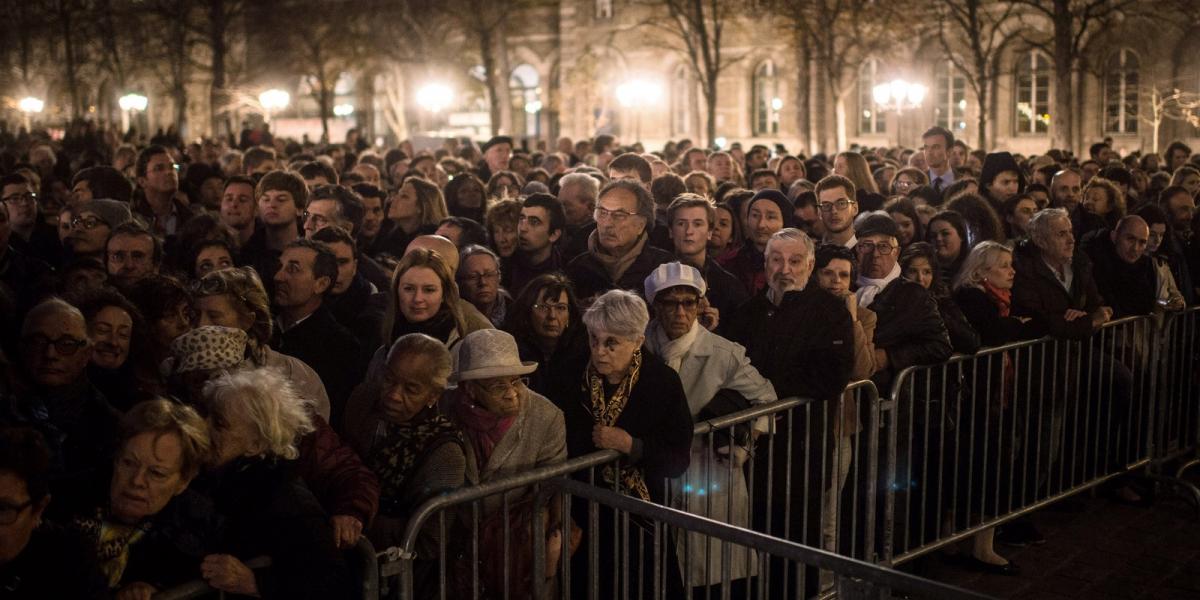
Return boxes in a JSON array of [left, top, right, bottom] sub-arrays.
[[0, 121, 1197, 598]]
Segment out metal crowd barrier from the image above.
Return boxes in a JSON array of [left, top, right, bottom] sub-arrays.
[[531, 476, 994, 600], [378, 381, 885, 599], [1149, 305, 1200, 509], [882, 315, 1160, 565]]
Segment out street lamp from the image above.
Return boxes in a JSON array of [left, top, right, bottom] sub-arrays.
[[615, 78, 663, 143], [259, 89, 290, 121], [18, 97, 44, 131], [118, 93, 148, 133], [872, 78, 927, 145], [333, 103, 355, 117], [415, 83, 453, 135]]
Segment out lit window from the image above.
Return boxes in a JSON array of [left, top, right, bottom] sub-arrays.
[[1104, 48, 1139, 134], [753, 60, 781, 136], [858, 59, 886, 135], [596, 0, 612, 19], [1016, 50, 1051, 134], [934, 60, 967, 133]]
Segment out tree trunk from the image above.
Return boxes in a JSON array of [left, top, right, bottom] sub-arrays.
[[704, 72, 718, 147], [834, 92, 847, 152], [59, 0, 81, 118], [1050, 0, 1073, 151], [479, 28, 502, 135], [318, 82, 331, 143], [976, 81, 989, 150], [173, 85, 188, 136], [209, 0, 228, 137]]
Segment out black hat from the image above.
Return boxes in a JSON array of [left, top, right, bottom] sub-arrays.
[[748, 189, 794, 228], [856, 213, 899, 240], [481, 136, 514, 152], [979, 151, 1026, 194]]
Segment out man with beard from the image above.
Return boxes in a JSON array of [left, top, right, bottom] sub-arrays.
[[722, 190, 791, 295]]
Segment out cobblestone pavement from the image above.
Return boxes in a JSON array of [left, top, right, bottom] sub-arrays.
[[908, 483, 1200, 600]]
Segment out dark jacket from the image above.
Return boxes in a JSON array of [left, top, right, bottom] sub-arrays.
[[934, 293, 981, 354], [953, 286, 1044, 347], [868, 278, 954, 391], [201, 457, 351, 599], [1082, 229, 1158, 318], [699, 256, 749, 330], [505, 247, 564, 298], [565, 238, 674, 301], [0, 523, 108, 600], [559, 220, 596, 262], [271, 305, 363, 425], [720, 240, 767, 296], [294, 415, 381, 527], [1011, 238, 1103, 340], [546, 350, 693, 503], [726, 285, 855, 401], [326, 272, 387, 364]]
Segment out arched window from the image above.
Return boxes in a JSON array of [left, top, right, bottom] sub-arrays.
[[1105, 48, 1139, 134], [1015, 50, 1051, 134], [752, 60, 780, 136], [934, 60, 967, 134], [595, 0, 612, 19], [671, 65, 691, 136], [510, 64, 540, 138], [858, 59, 886, 135]]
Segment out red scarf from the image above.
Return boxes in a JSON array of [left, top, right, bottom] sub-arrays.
[[982, 280, 1011, 317], [453, 396, 515, 469]]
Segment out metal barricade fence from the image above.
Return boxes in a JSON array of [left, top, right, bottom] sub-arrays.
[[883, 316, 1157, 565], [531, 476, 995, 600], [1150, 306, 1200, 505], [379, 383, 884, 599]]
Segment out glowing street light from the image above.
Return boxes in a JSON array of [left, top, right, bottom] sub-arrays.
[[871, 79, 927, 114], [616, 78, 663, 143], [333, 103, 355, 117], [18, 97, 45, 114], [416, 83, 454, 114], [118, 94, 148, 112], [259, 88, 290, 122]]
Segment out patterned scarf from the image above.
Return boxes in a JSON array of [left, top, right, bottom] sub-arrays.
[[586, 349, 650, 501], [72, 507, 150, 588], [367, 405, 465, 510]]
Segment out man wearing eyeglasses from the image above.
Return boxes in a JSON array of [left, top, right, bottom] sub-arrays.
[[458, 245, 511, 328], [852, 214, 951, 391], [815, 174, 859, 249], [132, 145, 193, 238], [6, 299, 120, 502], [1, 173, 59, 266], [65, 199, 133, 263], [565, 179, 674, 303]]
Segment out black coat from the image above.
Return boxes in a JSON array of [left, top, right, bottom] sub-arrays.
[[868, 278, 953, 392], [546, 349, 693, 503], [1011, 238, 1103, 341], [564, 239, 675, 301], [953, 287, 1044, 347], [201, 457, 351, 599], [0, 523, 108, 600], [271, 305, 363, 425], [1083, 229, 1158, 318], [327, 272, 387, 365], [726, 285, 855, 401], [699, 256, 749, 333]]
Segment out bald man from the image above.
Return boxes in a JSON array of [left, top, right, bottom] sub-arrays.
[[405, 234, 460, 274], [9, 298, 121, 490], [1084, 215, 1157, 318]]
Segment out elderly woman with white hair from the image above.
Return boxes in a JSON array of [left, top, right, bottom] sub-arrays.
[[643, 262, 776, 595], [196, 368, 350, 598], [548, 288, 693, 599]]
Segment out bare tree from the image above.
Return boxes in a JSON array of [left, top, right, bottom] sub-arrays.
[[778, 0, 911, 151], [1137, 84, 1200, 154], [1012, 0, 1146, 152], [638, 0, 743, 146], [931, 0, 1020, 149], [436, 0, 526, 136]]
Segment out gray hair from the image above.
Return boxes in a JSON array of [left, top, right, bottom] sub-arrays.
[[952, 241, 1012, 291], [203, 367, 315, 460], [764, 227, 815, 264], [1028, 207, 1070, 250], [458, 244, 502, 279], [559, 172, 600, 201], [22, 297, 86, 337], [583, 289, 649, 340], [387, 333, 452, 391]]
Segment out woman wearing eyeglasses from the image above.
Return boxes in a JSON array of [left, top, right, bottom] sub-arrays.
[[504, 273, 588, 395], [189, 266, 332, 421], [548, 289, 693, 600]]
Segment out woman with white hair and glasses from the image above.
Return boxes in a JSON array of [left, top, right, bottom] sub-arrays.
[[196, 368, 350, 598], [548, 289, 693, 599]]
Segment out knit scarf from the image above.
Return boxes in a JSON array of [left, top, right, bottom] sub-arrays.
[[646, 320, 700, 371], [981, 281, 1016, 409], [586, 349, 650, 501], [367, 405, 464, 509], [453, 393, 516, 470], [588, 229, 647, 283], [855, 262, 902, 308], [982, 280, 1012, 317]]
